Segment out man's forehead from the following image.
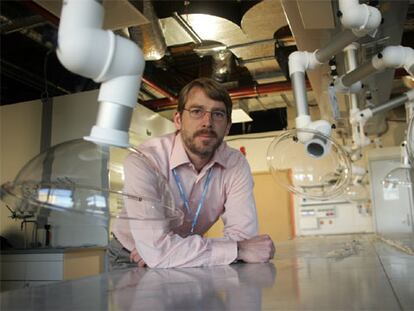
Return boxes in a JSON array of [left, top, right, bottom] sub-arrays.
[[187, 87, 225, 108]]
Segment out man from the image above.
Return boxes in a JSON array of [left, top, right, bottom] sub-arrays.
[[108, 78, 275, 269]]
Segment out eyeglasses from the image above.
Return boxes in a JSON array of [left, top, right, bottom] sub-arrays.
[[183, 107, 227, 121]]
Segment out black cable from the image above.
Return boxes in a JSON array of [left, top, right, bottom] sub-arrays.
[[41, 49, 54, 103]]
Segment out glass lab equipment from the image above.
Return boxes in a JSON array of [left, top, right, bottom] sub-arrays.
[[0, 139, 183, 238], [267, 128, 351, 200], [382, 141, 413, 188]]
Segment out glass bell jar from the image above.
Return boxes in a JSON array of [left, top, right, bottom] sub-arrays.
[[1, 139, 183, 235], [267, 128, 351, 200], [344, 182, 369, 203], [382, 141, 413, 188], [383, 167, 413, 188]]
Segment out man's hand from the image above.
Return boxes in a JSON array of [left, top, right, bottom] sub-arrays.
[[237, 235, 275, 263], [129, 248, 147, 267]]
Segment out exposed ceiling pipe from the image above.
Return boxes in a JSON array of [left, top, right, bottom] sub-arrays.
[[0, 15, 47, 34], [128, 0, 167, 61], [212, 49, 233, 82], [171, 12, 203, 44], [238, 55, 275, 66], [141, 76, 176, 101], [141, 80, 311, 111]]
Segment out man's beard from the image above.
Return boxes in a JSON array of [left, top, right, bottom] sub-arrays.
[[181, 128, 223, 159]]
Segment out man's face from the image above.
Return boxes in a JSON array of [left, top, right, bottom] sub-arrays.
[[174, 87, 232, 159]]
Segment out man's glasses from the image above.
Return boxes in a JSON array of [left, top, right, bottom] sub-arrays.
[[183, 107, 227, 121]]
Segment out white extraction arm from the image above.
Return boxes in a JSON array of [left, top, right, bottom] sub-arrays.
[[288, 0, 381, 158], [340, 43, 370, 160], [57, 0, 145, 147], [335, 45, 414, 92], [353, 89, 414, 126]]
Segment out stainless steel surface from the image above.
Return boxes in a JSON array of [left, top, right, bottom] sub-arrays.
[[1, 235, 413, 310], [0, 246, 105, 255]]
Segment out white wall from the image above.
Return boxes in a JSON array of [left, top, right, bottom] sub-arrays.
[[51, 90, 99, 145], [225, 132, 281, 173], [51, 89, 176, 146], [1, 100, 42, 248]]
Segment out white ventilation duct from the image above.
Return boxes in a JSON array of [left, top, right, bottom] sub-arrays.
[[287, 0, 382, 158], [57, 0, 145, 147]]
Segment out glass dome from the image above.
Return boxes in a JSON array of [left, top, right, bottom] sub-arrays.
[[382, 167, 413, 188], [0, 139, 183, 230], [267, 128, 351, 200], [344, 183, 369, 203], [383, 141, 413, 188]]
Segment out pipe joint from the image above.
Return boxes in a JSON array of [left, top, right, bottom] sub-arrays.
[[339, 0, 381, 37], [372, 46, 414, 73], [295, 118, 332, 159], [353, 108, 373, 123], [57, 0, 146, 147], [288, 51, 321, 75]]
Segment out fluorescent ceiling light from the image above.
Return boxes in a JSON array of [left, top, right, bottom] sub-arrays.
[[231, 108, 253, 123]]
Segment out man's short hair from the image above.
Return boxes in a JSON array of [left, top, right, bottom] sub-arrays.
[[177, 78, 233, 121]]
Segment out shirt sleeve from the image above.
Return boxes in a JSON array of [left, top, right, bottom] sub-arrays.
[[123, 152, 238, 268], [220, 156, 258, 241]]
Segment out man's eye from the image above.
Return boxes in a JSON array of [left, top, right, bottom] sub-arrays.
[[191, 108, 203, 115], [212, 111, 225, 118]]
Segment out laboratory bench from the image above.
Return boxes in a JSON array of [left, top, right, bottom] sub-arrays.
[[0, 246, 106, 292], [1, 234, 413, 310]]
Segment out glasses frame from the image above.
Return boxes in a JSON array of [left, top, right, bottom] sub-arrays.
[[183, 107, 227, 121]]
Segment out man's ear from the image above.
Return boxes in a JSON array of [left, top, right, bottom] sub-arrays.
[[174, 112, 182, 130]]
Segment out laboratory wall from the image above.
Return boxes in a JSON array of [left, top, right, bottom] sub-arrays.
[[1, 100, 42, 248], [209, 120, 408, 241], [1, 90, 410, 248]]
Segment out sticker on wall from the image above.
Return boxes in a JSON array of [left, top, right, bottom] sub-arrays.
[[382, 184, 400, 200]]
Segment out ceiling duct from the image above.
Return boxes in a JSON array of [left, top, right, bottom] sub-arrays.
[[212, 49, 233, 82], [128, 1, 167, 61], [273, 25, 297, 80], [153, 1, 260, 27]]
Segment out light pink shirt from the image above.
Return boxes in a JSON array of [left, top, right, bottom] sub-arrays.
[[112, 132, 258, 268]]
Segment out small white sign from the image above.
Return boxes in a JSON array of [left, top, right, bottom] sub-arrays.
[[383, 184, 400, 200]]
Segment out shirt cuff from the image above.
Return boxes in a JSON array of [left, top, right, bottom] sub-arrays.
[[209, 239, 238, 265]]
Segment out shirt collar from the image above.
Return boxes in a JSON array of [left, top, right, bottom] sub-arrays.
[[170, 132, 227, 171]]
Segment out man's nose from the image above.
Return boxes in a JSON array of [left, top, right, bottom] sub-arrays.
[[201, 111, 213, 126]]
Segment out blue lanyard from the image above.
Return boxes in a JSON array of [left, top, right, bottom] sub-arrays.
[[172, 167, 213, 234]]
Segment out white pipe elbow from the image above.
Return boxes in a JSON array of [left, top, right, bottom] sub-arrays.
[[288, 51, 321, 75], [58, 29, 144, 86], [57, 0, 146, 147], [338, 0, 381, 36], [296, 116, 333, 158], [353, 108, 373, 123], [372, 46, 414, 73], [57, 0, 145, 90], [57, 29, 112, 80]]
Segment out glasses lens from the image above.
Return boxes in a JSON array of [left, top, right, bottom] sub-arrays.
[[186, 108, 226, 121], [212, 111, 226, 120]]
